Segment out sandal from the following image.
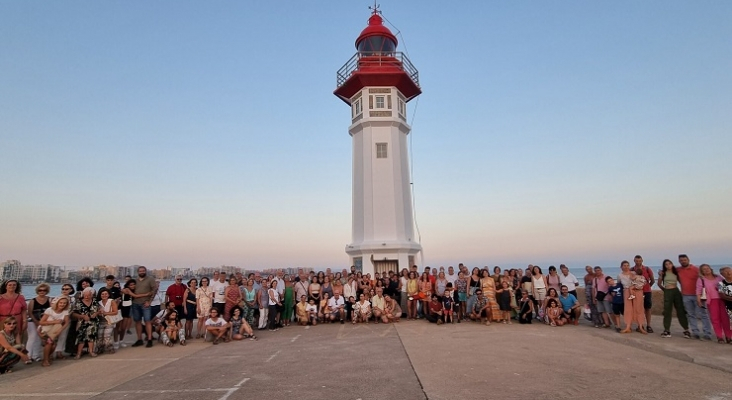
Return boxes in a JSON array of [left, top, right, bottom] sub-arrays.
[[89, 353, 98, 357], [213, 338, 219, 345], [74, 354, 81, 360], [249, 335, 257, 340], [42, 362, 51, 367], [180, 341, 186, 346]]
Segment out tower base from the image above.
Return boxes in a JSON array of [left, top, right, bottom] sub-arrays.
[[346, 242, 421, 277]]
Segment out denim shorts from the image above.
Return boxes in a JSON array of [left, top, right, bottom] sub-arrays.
[[131, 303, 152, 322]]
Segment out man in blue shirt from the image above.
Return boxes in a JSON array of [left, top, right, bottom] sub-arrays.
[[558, 285, 581, 325]]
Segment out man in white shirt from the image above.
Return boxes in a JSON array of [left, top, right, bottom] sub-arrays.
[[371, 287, 386, 323], [559, 264, 580, 299], [274, 270, 285, 297], [210, 273, 228, 316], [327, 291, 346, 323], [445, 266, 458, 286]]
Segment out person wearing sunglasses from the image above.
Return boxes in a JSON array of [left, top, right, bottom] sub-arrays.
[[0, 317, 29, 373]]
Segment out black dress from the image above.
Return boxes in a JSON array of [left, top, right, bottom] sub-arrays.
[[185, 290, 197, 319], [498, 290, 512, 312]]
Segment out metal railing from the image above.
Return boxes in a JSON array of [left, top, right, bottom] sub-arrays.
[[336, 51, 420, 88]]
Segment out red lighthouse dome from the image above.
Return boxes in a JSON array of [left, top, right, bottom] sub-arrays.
[[334, 9, 421, 104], [355, 13, 397, 54]]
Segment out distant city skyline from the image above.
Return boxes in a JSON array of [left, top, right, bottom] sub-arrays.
[[2, 2, 730, 269]]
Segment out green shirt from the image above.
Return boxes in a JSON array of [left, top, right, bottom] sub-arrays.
[[133, 276, 156, 305]]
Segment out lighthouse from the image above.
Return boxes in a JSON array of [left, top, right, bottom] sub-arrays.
[[334, 7, 422, 276]]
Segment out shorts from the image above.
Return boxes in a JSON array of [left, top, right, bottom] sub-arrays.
[[458, 292, 467, 302], [612, 303, 623, 315], [131, 303, 152, 323], [643, 292, 652, 310], [596, 299, 612, 314]]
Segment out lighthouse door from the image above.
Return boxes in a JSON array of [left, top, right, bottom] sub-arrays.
[[373, 260, 398, 275]]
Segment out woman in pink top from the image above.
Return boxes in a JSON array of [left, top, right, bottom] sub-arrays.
[[697, 264, 731, 343]]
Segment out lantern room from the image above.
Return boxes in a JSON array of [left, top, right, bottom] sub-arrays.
[[334, 9, 421, 104]]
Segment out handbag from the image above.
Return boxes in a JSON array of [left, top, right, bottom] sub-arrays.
[[700, 279, 707, 300], [106, 310, 123, 325], [594, 279, 607, 301]]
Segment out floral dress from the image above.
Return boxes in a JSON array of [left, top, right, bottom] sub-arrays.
[[196, 287, 212, 319], [73, 300, 100, 345]]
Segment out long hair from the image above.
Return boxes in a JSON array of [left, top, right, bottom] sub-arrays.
[[659, 259, 679, 283]]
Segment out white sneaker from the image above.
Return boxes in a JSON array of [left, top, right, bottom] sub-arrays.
[[120, 342, 128, 348], [113, 342, 120, 350]]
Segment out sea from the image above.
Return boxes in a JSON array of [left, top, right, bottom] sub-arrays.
[[17, 264, 732, 298]]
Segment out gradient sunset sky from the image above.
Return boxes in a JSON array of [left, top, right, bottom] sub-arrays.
[[2, 1, 730, 270]]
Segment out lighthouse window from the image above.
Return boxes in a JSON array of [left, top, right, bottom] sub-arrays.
[[376, 143, 388, 159], [353, 98, 363, 116], [375, 96, 385, 109], [398, 99, 406, 116]]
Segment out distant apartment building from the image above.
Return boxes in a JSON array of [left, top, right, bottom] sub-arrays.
[[1, 261, 65, 283], [1, 260, 22, 281]]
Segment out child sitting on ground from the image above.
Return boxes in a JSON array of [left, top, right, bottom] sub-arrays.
[[546, 299, 565, 327], [306, 299, 318, 325]]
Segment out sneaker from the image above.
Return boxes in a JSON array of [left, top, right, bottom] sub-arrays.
[[146, 340, 153, 348], [693, 334, 701, 340], [683, 331, 691, 339], [113, 342, 120, 350], [340, 319, 344, 324], [661, 331, 671, 338], [120, 342, 128, 348], [131, 340, 144, 347], [646, 326, 654, 333], [703, 335, 713, 341]]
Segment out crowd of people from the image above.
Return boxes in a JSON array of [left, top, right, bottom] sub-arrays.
[[1, 255, 731, 374]]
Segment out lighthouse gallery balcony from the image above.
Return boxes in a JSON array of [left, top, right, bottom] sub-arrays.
[[334, 51, 421, 104]]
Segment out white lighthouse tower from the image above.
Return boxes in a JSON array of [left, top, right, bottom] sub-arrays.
[[334, 7, 422, 276]]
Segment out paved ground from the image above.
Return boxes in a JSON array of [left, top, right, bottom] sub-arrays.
[[1, 317, 730, 400]]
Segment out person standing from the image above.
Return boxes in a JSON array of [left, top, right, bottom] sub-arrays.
[[210, 273, 228, 317], [546, 266, 562, 294], [97, 275, 122, 349], [697, 264, 730, 343], [633, 255, 655, 333], [165, 275, 187, 318], [182, 279, 198, 340], [677, 254, 712, 340], [267, 281, 282, 331], [0, 280, 27, 338], [27, 283, 52, 363], [658, 259, 690, 338], [593, 267, 613, 329], [583, 266, 600, 326], [558, 265, 579, 299], [619, 261, 647, 334], [131, 266, 156, 348]]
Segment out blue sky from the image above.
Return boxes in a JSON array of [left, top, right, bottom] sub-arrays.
[[1, 1, 730, 270]]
